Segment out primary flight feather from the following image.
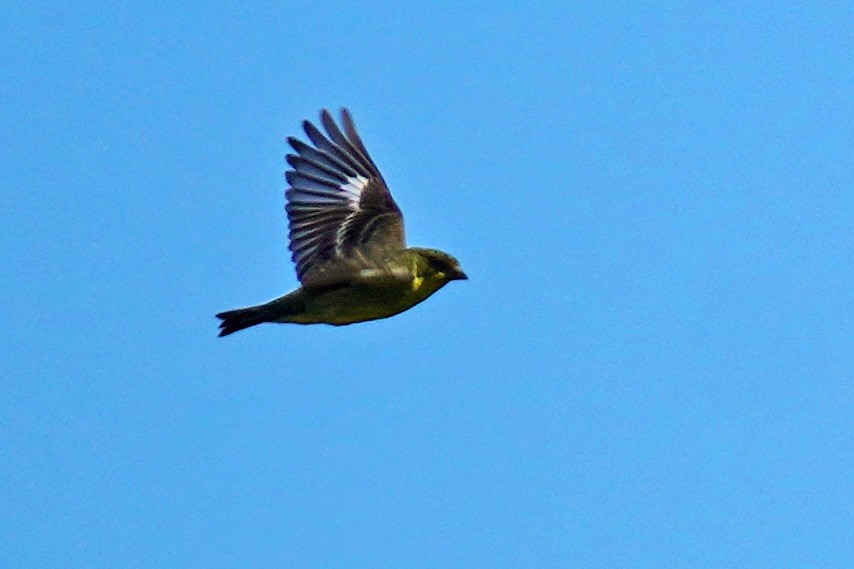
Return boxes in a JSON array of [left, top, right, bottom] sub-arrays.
[[216, 108, 467, 336]]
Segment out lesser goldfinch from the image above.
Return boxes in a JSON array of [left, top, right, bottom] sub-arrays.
[[216, 108, 467, 336]]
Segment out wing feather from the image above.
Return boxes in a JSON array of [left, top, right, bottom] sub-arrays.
[[285, 109, 405, 286]]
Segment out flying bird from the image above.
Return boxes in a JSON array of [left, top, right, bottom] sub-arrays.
[[216, 108, 467, 336]]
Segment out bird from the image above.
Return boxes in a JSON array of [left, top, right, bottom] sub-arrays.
[[216, 108, 467, 336]]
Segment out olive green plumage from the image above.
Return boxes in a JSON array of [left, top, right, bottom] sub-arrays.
[[216, 109, 466, 336]]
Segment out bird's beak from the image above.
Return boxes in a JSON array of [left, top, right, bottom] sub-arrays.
[[451, 269, 468, 281]]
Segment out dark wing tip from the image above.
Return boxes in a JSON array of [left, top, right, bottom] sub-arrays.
[[340, 107, 356, 131]]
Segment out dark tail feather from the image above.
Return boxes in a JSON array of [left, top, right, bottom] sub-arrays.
[[216, 305, 271, 337]]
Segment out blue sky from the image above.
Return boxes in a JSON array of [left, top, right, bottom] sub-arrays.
[[2, 2, 852, 567]]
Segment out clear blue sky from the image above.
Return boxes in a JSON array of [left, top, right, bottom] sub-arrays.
[[2, 2, 852, 567]]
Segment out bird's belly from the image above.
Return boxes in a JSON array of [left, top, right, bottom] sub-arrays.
[[293, 281, 441, 325]]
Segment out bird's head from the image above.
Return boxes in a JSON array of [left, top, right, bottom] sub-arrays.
[[416, 248, 468, 283]]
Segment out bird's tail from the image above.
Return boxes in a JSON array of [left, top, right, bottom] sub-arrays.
[[216, 304, 273, 337], [216, 292, 306, 337]]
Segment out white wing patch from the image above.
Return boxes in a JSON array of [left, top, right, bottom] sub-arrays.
[[335, 174, 370, 252], [340, 174, 370, 205]]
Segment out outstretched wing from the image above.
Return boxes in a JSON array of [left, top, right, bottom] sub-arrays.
[[285, 108, 406, 287]]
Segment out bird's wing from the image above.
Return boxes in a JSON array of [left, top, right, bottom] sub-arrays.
[[285, 108, 406, 287]]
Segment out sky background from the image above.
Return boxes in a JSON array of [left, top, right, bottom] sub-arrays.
[[2, 2, 852, 567]]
